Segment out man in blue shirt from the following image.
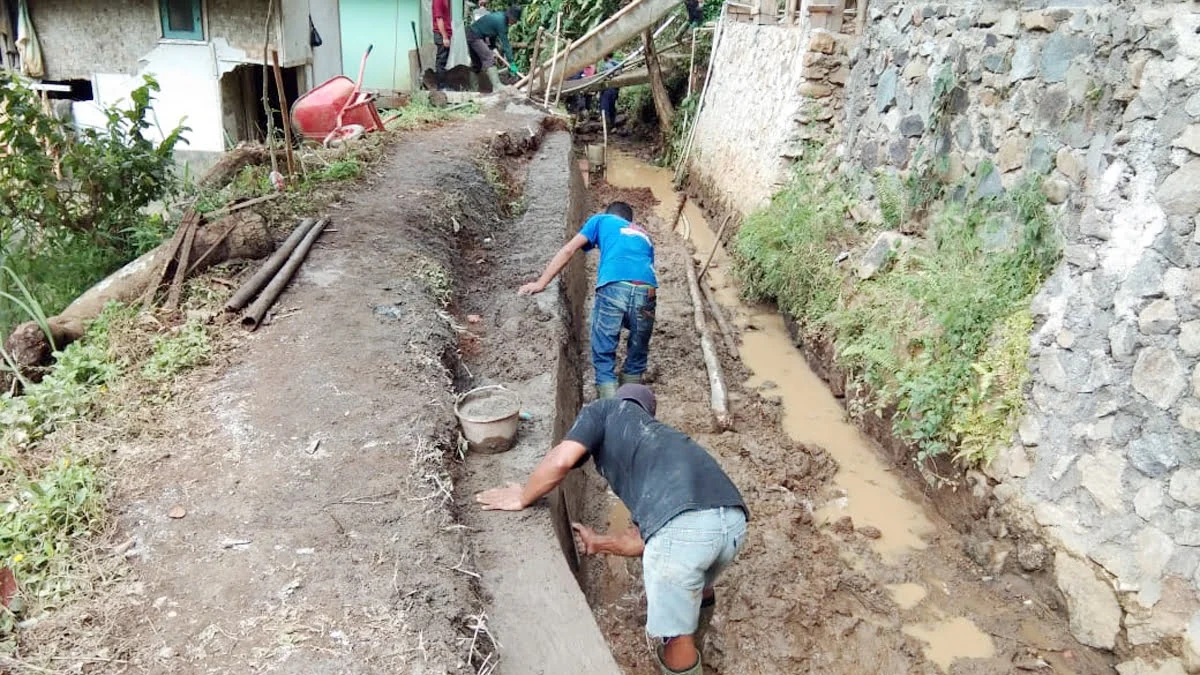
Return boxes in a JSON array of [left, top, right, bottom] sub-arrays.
[[519, 202, 657, 399], [598, 53, 620, 127]]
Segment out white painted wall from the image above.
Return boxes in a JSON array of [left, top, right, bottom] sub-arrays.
[[75, 42, 226, 153], [70, 2, 322, 156], [310, 0, 343, 84]]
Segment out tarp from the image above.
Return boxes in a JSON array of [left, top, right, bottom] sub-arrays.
[[16, 0, 41, 78]]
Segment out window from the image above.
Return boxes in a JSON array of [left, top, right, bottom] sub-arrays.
[[160, 0, 204, 41]]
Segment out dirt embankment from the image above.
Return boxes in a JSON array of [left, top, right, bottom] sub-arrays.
[[15, 109, 560, 675]]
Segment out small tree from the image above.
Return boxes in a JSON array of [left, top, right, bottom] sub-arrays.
[[0, 73, 189, 333]]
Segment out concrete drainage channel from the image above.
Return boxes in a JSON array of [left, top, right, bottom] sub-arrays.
[[451, 124, 623, 674]]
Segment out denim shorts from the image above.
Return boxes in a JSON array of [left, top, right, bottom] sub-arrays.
[[642, 507, 747, 639]]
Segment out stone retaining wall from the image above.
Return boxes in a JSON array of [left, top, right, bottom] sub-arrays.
[[689, 0, 1200, 668]]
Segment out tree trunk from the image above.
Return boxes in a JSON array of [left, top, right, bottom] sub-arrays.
[[4, 211, 273, 382], [643, 28, 675, 140]]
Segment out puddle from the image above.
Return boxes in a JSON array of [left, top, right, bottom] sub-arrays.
[[605, 151, 934, 562], [902, 617, 996, 672], [886, 583, 928, 610]]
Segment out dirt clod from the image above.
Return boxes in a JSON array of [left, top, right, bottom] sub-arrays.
[[167, 505, 186, 519]]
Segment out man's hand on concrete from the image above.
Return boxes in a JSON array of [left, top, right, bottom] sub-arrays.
[[572, 523, 603, 555], [476, 483, 526, 511], [518, 281, 546, 295]]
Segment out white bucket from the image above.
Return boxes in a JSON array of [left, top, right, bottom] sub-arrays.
[[585, 143, 605, 168], [454, 385, 522, 454]]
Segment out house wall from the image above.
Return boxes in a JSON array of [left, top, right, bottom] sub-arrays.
[[310, 0, 344, 83], [31, 0, 159, 79], [37, 0, 320, 162]]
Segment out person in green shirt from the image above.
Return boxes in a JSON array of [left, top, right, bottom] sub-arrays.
[[467, 6, 521, 92]]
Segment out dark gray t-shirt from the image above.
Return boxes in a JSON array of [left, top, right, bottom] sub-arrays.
[[565, 399, 747, 541]]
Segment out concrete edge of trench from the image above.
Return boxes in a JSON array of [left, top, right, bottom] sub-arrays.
[[461, 130, 623, 675]]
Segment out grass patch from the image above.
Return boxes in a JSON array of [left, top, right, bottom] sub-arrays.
[[0, 295, 220, 646], [141, 321, 211, 382], [380, 92, 481, 131], [0, 304, 131, 449], [735, 153, 1059, 472], [734, 152, 858, 325]]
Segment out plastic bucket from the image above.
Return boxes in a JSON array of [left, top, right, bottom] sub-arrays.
[[586, 144, 605, 168], [454, 385, 521, 454]]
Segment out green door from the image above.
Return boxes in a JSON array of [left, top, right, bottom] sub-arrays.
[[340, 0, 420, 91]]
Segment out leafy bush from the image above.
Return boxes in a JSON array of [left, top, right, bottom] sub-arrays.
[[734, 154, 1059, 470], [0, 457, 105, 638], [0, 304, 128, 448], [142, 321, 211, 382], [733, 151, 856, 325], [0, 73, 187, 334]]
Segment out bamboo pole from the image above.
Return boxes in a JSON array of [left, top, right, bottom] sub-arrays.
[[674, 2, 727, 185], [243, 218, 330, 330], [554, 43, 574, 107], [525, 27, 545, 96], [601, 109, 609, 181], [687, 27, 697, 97], [225, 218, 318, 312], [543, 12, 563, 108], [697, 213, 732, 283], [700, 281, 738, 353], [685, 258, 731, 430]]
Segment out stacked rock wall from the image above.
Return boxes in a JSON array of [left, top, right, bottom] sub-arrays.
[[689, 0, 1200, 665]]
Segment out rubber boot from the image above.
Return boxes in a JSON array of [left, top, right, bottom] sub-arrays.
[[619, 372, 643, 385], [485, 67, 505, 93], [653, 643, 702, 675], [597, 382, 618, 399], [695, 594, 716, 650]]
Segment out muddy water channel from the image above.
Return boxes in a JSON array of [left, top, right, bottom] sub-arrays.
[[586, 151, 1111, 674]]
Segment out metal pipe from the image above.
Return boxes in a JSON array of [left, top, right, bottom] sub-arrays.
[[242, 218, 330, 330], [225, 217, 317, 312]]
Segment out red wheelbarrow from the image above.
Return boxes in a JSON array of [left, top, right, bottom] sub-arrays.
[[292, 45, 384, 147]]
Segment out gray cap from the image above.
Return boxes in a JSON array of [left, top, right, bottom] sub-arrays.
[[617, 383, 657, 417]]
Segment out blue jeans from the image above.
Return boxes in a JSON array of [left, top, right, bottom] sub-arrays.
[[643, 507, 747, 638], [591, 281, 656, 386]]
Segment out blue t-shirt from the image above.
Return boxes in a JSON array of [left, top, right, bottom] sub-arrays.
[[578, 214, 657, 289]]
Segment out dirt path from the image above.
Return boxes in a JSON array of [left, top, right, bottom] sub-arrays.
[[35, 110, 555, 675], [576, 154, 1115, 674]]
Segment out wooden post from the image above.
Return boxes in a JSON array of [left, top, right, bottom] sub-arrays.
[[526, 27, 545, 96], [643, 28, 674, 140], [687, 27, 697, 97], [554, 43, 573, 107], [696, 213, 732, 283], [270, 50, 296, 178]]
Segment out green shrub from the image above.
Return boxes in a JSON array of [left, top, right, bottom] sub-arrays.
[[0, 73, 186, 334], [734, 154, 1059, 470], [142, 321, 211, 382], [733, 152, 856, 325], [0, 457, 105, 640]]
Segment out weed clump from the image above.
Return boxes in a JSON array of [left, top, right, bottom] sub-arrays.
[[142, 321, 211, 382], [734, 152, 1059, 472]]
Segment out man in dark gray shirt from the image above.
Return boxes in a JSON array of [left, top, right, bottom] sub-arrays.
[[476, 384, 748, 675]]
